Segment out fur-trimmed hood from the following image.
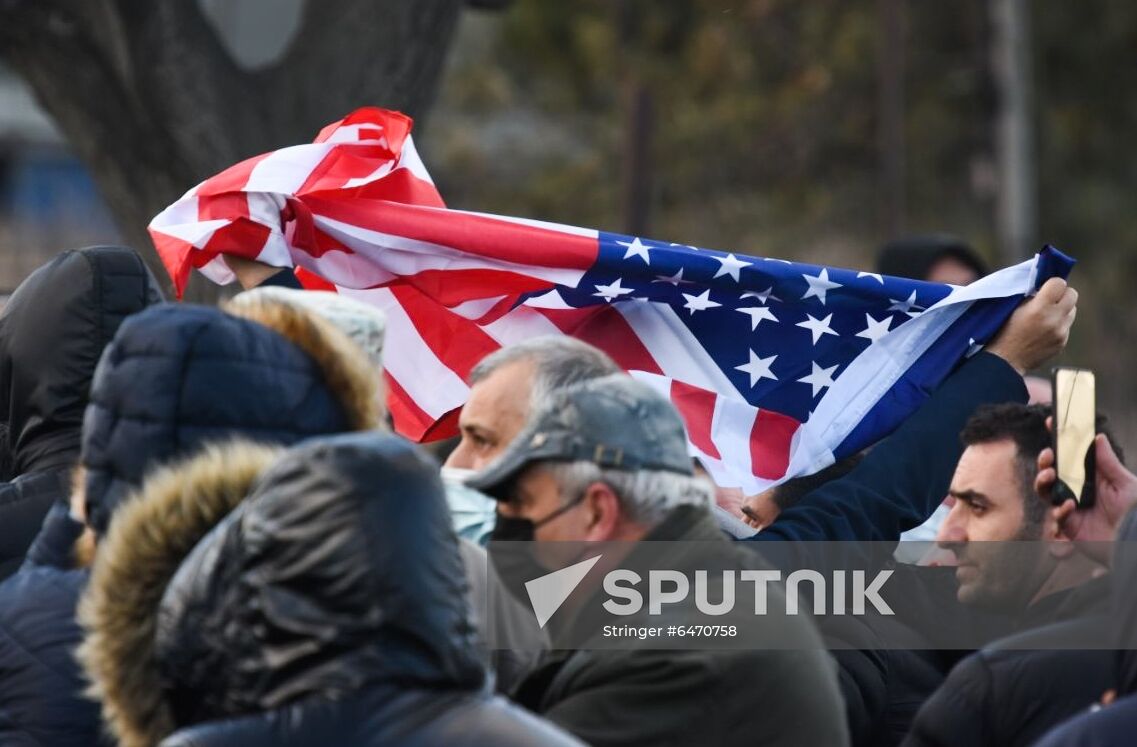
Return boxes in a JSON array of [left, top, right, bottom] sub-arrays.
[[81, 299, 381, 535], [80, 434, 485, 747], [78, 441, 282, 747], [224, 287, 387, 427]]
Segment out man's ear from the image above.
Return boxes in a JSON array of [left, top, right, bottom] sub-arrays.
[[1048, 499, 1077, 558], [583, 481, 623, 541]]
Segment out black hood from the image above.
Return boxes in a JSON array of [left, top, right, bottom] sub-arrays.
[[0, 246, 162, 478], [153, 432, 485, 727]]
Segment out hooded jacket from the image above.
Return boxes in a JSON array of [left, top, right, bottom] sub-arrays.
[[0, 246, 162, 580], [82, 432, 582, 747], [82, 301, 378, 535], [0, 300, 379, 747]]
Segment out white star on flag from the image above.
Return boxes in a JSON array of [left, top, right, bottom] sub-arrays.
[[713, 253, 753, 282], [735, 350, 778, 387], [966, 338, 984, 358], [593, 278, 634, 302], [652, 268, 687, 285], [736, 306, 779, 331], [888, 290, 924, 316], [681, 289, 722, 315], [740, 286, 781, 304], [857, 271, 884, 283], [855, 314, 892, 343], [801, 268, 842, 304], [798, 361, 839, 397], [796, 313, 839, 345], [616, 237, 652, 264]]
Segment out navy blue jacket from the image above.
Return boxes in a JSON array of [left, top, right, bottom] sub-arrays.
[[0, 504, 98, 747], [0, 303, 361, 746], [1032, 695, 1137, 747], [751, 350, 1027, 544]]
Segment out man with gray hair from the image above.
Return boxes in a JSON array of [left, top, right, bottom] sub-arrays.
[[445, 336, 620, 472], [468, 374, 850, 747]]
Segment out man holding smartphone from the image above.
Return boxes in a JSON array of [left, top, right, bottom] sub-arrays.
[[1039, 429, 1137, 561], [903, 404, 1137, 747]]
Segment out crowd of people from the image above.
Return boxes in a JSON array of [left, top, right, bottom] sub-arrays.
[[0, 242, 1132, 747]]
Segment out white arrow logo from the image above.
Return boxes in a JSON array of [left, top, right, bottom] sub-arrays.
[[524, 555, 603, 629]]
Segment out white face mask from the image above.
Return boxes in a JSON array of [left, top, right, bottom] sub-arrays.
[[440, 467, 497, 545]]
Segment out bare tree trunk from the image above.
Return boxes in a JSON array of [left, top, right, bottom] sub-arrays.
[[876, 0, 907, 241], [991, 0, 1036, 264], [616, 0, 654, 237], [622, 82, 654, 237], [0, 0, 463, 301]]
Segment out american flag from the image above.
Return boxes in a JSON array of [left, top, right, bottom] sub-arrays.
[[150, 107, 1073, 495]]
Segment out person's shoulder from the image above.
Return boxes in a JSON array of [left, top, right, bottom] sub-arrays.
[[0, 563, 86, 619], [414, 693, 586, 747], [1033, 694, 1137, 747]]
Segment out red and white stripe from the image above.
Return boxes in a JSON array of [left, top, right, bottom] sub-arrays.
[[633, 372, 801, 496]]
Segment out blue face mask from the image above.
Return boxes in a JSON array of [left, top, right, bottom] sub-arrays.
[[440, 468, 498, 546]]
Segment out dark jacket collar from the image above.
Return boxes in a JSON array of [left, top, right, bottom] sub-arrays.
[[642, 503, 723, 542], [1021, 573, 1112, 628]]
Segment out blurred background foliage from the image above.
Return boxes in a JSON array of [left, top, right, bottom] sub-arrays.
[[2, 0, 1135, 440], [421, 0, 1137, 442]]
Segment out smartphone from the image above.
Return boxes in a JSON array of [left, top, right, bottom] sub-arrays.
[[1051, 367, 1096, 508]]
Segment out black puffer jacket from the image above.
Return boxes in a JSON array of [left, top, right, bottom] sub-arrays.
[[0, 246, 161, 579], [901, 577, 1114, 747], [0, 301, 378, 747], [84, 432, 582, 747]]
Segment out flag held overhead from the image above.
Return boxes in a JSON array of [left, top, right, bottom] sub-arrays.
[[149, 107, 1074, 495]]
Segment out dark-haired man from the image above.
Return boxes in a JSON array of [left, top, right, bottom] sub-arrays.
[[938, 403, 1106, 613], [902, 403, 1122, 747]]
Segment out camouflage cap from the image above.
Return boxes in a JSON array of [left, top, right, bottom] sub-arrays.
[[466, 374, 693, 500]]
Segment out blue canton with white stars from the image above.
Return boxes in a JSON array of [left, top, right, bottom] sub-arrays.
[[542, 232, 955, 424]]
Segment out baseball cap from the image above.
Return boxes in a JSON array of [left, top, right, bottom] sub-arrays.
[[466, 374, 693, 500]]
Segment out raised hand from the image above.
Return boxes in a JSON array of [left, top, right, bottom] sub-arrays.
[[1037, 432, 1137, 563], [986, 277, 1078, 375]]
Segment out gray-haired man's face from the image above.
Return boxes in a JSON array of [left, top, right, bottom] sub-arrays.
[[446, 359, 536, 471]]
